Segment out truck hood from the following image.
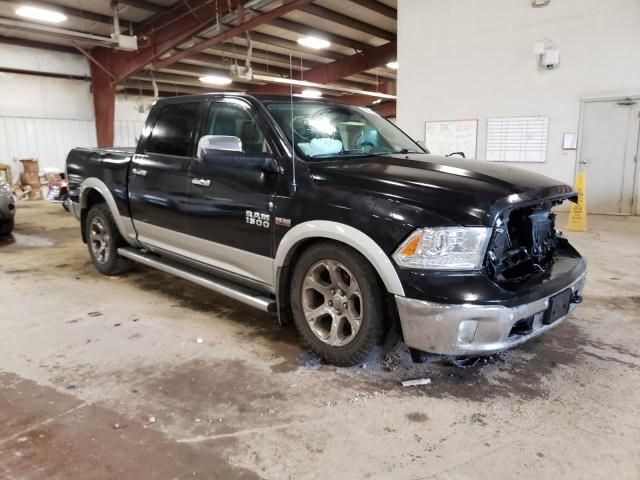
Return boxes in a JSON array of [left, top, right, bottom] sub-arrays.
[[308, 154, 576, 226]]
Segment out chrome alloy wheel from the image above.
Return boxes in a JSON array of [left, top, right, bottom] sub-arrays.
[[89, 216, 111, 265], [301, 259, 363, 347]]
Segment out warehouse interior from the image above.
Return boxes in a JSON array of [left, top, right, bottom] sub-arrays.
[[1, 0, 639, 479]]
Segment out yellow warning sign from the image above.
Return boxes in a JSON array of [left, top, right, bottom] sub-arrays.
[[567, 172, 587, 231]]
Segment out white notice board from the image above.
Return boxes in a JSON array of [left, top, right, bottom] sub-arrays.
[[425, 119, 477, 159], [486, 116, 549, 162]]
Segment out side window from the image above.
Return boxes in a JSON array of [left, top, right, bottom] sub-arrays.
[[146, 102, 200, 156], [202, 102, 270, 155]]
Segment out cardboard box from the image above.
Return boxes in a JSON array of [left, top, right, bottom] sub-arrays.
[[20, 159, 40, 175], [0, 163, 11, 183], [21, 172, 40, 187], [29, 188, 43, 201], [45, 172, 63, 185]]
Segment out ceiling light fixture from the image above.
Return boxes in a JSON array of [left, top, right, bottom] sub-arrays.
[[299, 89, 323, 98], [16, 5, 67, 23], [297, 36, 331, 50], [199, 75, 232, 86], [386, 61, 398, 70]]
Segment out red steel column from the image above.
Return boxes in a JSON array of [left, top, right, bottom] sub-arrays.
[[90, 58, 115, 148]]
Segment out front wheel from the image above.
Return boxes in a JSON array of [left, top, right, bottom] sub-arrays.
[[85, 203, 133, 275], [290, 242, 385, 366]]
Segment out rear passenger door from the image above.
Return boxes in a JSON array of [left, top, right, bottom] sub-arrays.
[[129, 100, 202, 252]]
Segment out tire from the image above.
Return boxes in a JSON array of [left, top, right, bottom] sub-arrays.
[[0, 217, 14, 236], [85, 203, 133, 275], [290, 242, 385, 366]]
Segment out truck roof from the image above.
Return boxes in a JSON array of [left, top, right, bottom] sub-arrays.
[[153, 92, 367, 107]]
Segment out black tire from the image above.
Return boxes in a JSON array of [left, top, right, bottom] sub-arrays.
[[0, 217, 14, 236], [290, 242, 385, 366], [85, 203, 133, 275]]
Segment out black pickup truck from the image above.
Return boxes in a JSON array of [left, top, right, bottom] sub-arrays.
[[67, 93, 586, 366]]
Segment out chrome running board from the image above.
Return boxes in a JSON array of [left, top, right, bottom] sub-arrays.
[[117, 247, 277, 313]]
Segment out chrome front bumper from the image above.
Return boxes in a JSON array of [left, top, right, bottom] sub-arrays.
[[396, 272, 587, 356]]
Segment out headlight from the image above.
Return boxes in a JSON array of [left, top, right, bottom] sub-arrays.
[[393, 227, 492, 270]]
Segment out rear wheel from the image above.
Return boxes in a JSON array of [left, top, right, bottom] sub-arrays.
[[85, 203, 133, 275], [290, 242, 385, 366]]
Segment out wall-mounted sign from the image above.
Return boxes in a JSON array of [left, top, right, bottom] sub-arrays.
[[425, 119, 478, 159], [486, 116, 549, 162], [562, 133, 577, 150]]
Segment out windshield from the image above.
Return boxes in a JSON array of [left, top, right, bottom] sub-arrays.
[[265, 102, 425, 160]]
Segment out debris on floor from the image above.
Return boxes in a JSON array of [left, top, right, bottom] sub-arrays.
[[470, 413, 487, 426], [401, 378, 432, 387], [298, 351, 322, 368], [196, 337, 204, 344]]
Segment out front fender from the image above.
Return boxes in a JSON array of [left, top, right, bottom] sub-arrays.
[[274, 220, 404, 296]]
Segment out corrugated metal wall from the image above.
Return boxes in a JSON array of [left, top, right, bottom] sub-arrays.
[[114, 120, 145, 148], [0, 116, 96, 180], [0, 117, 144, 182]]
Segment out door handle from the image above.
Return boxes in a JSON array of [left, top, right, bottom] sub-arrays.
[[132, 168, 148, 176], [192, 178, 211, 187], [578, 160, 590, 165]]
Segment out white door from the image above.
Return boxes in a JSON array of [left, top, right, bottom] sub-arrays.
[[579, 99, 640, 215]]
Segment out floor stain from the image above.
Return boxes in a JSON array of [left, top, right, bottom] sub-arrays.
[[406, 412, 429, 423], [0, 372, 263, 480]]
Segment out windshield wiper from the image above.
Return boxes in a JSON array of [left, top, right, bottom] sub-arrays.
[[311, 149, 375, 158], [365, 149, 425, 156], [310, 148, 427, 159]]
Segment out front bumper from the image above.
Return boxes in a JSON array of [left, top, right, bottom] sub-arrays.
[[396, 271, 586, 356]]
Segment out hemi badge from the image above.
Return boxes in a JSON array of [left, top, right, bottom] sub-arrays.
[[275, 217, 292, 228]]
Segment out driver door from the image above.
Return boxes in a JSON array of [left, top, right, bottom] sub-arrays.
[[183, 98, 279, 287]]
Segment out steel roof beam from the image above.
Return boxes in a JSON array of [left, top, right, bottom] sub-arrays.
[[299, 4, 394, 41], [267, 17, 371, 51], [153, 0, 314, 70], [1, 0, 136, 27], [251, 40, 395, 94], [349, 0, 396, 20], [118, 0, 166, 13]]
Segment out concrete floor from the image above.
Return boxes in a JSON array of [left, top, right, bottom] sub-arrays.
[[1, 201, 639, 480]]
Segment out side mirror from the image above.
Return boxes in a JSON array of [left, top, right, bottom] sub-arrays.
[[197, 135, 242, 159], [446, 151, 466, 158]]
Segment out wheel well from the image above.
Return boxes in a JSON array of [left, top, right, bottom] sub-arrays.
[[276, 238, 399, 341], [80, 189, 106, 243]]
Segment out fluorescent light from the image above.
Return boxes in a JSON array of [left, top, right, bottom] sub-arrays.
[[300, 89, 322, 98], [199, 75, 232, 86], [371, 98, 383, 105], [386, 61, 398, 70], [297, 36, 331, 50], [16, 6, 67, 23]]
